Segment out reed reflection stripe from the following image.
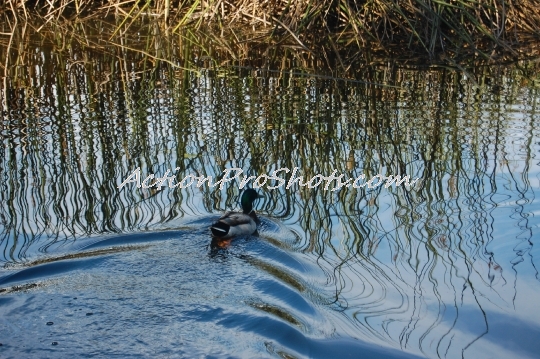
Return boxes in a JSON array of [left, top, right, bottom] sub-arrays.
[[117, 167, 421, 191]]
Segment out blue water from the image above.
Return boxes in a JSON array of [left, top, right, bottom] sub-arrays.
[[1, 36, 540, 358], [0, 220, 422, 358]]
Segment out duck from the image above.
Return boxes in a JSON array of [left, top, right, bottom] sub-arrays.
[[210, 189, 264, 239]]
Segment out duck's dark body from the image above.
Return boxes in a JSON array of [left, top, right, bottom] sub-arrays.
[[210, 212, 258, 238], [210, 189, 262, 239]]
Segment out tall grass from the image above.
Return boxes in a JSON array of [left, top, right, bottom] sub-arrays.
[[1, 0, 539, 63]]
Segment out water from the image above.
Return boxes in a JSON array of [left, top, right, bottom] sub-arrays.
[[1, 20, 540, 358]]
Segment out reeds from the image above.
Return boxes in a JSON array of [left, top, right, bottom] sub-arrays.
[[1, 0, 539, 64], [1, 15, 539, 253]]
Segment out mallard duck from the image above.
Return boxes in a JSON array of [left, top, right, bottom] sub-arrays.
[[210, 189, 263, 239]]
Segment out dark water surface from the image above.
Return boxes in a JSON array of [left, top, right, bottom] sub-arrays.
[[1, 21, 540, 358]]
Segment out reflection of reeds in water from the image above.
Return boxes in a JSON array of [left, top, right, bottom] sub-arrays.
[[1, 19, 539, 357]]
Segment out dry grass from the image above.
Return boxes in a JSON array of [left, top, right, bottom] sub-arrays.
[[1, 0, 540, 67]]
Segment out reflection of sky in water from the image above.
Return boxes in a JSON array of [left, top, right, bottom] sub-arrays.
[[1, 43, 540, 358]]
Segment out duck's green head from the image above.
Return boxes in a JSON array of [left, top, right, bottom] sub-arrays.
[[241, 189, 263, 214]]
